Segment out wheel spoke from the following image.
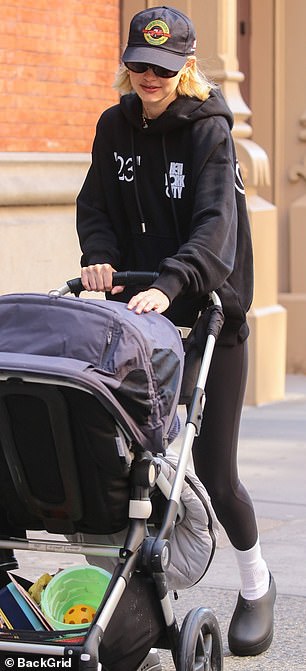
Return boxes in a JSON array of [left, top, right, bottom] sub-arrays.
[[204, 633, 213, 658], [194, 632, 213, 671], [194, 630, 205, 670]]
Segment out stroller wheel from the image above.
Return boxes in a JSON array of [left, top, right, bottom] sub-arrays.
[[176, 607, 223, 671]]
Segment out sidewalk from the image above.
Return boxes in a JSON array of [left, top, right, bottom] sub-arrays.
[[159, 373, 306, 670], [14, 374, 306, 670]]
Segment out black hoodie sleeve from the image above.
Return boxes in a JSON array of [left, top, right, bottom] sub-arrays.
[[76, 115, 121, 268], [153, 118, 238, 301]]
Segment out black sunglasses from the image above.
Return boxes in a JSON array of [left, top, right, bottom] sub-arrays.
[[124, 61, 179, 79]]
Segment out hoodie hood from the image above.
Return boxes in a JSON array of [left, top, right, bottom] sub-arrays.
[[120, 88, 234, 134]]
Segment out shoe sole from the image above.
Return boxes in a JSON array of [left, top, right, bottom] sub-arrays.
[[229, 627, 273, 657]]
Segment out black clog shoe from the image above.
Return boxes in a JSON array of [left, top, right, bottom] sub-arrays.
[[228, 573, 276, 656]]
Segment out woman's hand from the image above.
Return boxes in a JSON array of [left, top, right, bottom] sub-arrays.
[[127, 288, 170, 314], [81, 263, 124, 294]]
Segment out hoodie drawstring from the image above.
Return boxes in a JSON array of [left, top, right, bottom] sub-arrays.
[[130, 128, 147, 233], [130, 127, 182, 246]]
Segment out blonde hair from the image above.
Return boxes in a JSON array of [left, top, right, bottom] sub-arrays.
[[113, 57, 215, 102]]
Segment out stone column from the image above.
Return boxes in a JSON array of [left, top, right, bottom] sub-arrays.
[[195, 0, 287, 404], [279, 112, 306, 373]]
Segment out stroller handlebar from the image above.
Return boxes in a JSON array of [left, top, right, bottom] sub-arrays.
[[49, 272, 159, 298], [113, 271, 160, 287], [49, 273, 222, 310]]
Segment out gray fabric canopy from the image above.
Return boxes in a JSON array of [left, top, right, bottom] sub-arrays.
[[0, 293, 184, 454]]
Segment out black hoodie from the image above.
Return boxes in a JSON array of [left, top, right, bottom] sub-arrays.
[[77, 88, 253, 344]]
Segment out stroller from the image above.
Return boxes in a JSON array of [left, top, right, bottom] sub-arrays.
[[0, 272, 224, 671]]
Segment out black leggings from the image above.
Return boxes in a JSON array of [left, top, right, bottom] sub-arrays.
[[192, 339, 258, 551]]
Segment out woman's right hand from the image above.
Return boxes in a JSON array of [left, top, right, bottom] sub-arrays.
[[81, 263, 124, 294]]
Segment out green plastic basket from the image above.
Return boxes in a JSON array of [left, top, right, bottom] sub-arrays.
[[41, 564, 111, 630]]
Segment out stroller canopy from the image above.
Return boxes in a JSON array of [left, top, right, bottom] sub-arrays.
[[0, 293, 184, 454]]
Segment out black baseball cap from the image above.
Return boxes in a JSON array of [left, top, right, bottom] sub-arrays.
[[122, 6, 196, 72]]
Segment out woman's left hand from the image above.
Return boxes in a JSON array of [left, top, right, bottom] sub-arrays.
[[127, 288, 170, 315]]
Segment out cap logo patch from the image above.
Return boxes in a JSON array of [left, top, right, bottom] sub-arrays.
[[143, 20, 172, 46]]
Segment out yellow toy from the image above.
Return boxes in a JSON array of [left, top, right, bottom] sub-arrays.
[[63, 604, 96, 625], [28, 573, 53, 604]]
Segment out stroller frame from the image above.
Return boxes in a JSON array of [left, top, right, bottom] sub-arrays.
[[0, 273, 224, 671]]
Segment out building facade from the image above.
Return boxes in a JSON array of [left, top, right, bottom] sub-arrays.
[[1, 0, 305, 402]]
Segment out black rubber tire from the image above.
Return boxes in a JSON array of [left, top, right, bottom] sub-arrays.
[[176, 607, 223, 671]]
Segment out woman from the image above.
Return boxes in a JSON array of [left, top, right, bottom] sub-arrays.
[[77, 4, 276, 663]]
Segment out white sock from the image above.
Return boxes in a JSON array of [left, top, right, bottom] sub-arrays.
[[234, 539, 270, 600]]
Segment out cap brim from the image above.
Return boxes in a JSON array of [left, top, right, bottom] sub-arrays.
[[122, 45, 187, 72]]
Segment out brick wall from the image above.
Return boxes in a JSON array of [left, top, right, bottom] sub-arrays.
[[0, 0, 120, 152]]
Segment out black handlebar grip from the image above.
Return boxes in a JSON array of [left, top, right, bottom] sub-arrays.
[[66, 272, 159, 296], [112, 271, 159, 286]]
